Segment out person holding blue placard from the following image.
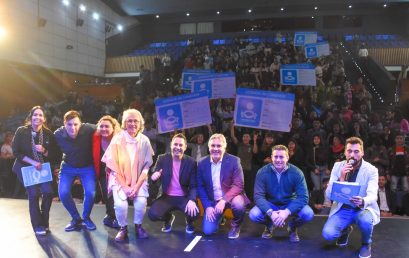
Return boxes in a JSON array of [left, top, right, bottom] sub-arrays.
[[322, 137, 379, 258], [12, 106, 60, 235], [54, 110, 97, 232]]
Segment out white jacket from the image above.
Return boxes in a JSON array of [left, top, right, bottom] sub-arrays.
[[326, 159, 380, 225]]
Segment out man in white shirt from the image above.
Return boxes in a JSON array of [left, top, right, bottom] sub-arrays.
[[197, 134, 250, 239]]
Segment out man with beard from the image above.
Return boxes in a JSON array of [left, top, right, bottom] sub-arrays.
[[322, 137, 379, 258], [148, 133, 199, 233], [197, 133, 250, 239]]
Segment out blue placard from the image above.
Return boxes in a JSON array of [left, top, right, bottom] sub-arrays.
[[330, 181, 361, 205], [294, 32, 318, 46], [21, 162, 53, 187], [191, 72, 236, 99], [234, 88, 295, 132], [305, 42, 330, 58], [181, 69, 214, 90], [154, 91, 212, 133], [280, 64, 316, 86]]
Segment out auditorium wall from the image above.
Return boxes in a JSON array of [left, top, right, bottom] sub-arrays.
[[0, 60, 105, 118], [0, 0, 137, 77]]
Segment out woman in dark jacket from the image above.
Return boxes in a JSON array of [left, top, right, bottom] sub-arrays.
[[12, 106, 59, 235], [306, 134, 330, 190]]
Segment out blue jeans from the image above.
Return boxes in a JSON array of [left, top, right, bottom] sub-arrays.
[[58, 163, 96, 220], [249, 204, 314, 229], [322, 207, 374, 245], [202, 195, 246, 235]]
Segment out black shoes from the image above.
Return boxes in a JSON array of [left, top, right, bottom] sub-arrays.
[[336, 226, 353, 246], [161, 214, 175, 233], [82, 217, 97, 230], [65, 219, 83, 232], [103, 215, 120, 229]]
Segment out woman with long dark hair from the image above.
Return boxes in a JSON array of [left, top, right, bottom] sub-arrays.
[[12, 106, 59, 235]]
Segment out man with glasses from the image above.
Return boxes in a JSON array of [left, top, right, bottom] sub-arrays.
[[197, 133, 250, 239]]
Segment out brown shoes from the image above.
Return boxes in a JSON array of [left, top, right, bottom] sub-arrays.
[[135, 224, 149, 239], [115, 226, 128, 242]]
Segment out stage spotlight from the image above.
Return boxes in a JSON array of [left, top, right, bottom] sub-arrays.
[[0, 26, 6, 39], [248, 9, 252, 13], [217, 11, 220, 15], [186, 12, 190, 16], [156, 14, 160, 18], [280, 7, 284, 11], [314, 6, 318, 10], [92, 12, 100, 20], [348, 5, 352, 8], [117, 24, 123, 31], [79, 4, 86, 12]]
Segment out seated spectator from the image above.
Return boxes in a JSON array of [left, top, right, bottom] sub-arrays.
[[377, 173, 397, 217], [309, 178, 331, 215]]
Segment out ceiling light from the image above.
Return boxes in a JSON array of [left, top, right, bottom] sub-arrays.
[[156, 15, 160, 18], [314, 6, 318, 10], [348, 5, 352, 8], [248, 9, 252, 13], [117, 24, 123, 31], [79, 4, 86, 12], [383, 4, 387, 8], [312, 16, 315, 19], [280, 7, 284, 11], [186, 12, 190, 16], [217, 11, 220, 15], [62, 0, 69, 6], [92, 12, 99, 20]]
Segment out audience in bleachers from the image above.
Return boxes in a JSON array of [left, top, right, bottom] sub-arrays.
[[1, 34, 409, 217]]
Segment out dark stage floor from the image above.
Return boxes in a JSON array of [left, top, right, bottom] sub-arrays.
[[1, 198, 409, 258]]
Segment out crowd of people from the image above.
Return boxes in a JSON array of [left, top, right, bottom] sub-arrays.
[[0, 34, 407, 258]]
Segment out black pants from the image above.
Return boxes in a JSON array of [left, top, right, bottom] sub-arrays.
[[148, 194, 198, 223], [99, 173, 115, 218], [16, 171, 53, 229]]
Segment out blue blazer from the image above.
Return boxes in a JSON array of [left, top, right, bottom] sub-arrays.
[[197, 153, 250, 209], [152, 153, 197, 201]]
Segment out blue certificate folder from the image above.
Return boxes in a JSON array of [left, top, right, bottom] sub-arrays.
[[330, 181, 361, 205], [21, 162, 52, 187]]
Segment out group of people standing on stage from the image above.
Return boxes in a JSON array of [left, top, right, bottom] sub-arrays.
[[11, 105, 379, 258]]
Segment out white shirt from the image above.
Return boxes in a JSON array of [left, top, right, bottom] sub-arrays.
[[211, 158, 223, 201], [378, 188, 389, 212]]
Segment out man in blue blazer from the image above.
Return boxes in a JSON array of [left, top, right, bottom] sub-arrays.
[[197, 133, 250, 239], [322, 137, 379, 258], [148, 133, 199, 234]]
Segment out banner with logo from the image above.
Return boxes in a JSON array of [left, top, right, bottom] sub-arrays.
[[155, 92, 211, 133], [191, 72, 236, 99], [280, 64, 316, 86], [294, 32, 318, 46], [305, 41, 330, 58], [234, 88, 295, 132], [181, 69, 214, 90]]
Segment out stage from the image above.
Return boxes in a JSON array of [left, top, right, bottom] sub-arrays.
[[1, 198, 408, 258]]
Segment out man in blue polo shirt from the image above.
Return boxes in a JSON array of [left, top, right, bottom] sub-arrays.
[[54, 110, 97, 231], [249, 144, 314, 242]]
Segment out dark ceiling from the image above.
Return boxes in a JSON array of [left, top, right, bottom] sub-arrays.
[[102, 0, 409, 19]]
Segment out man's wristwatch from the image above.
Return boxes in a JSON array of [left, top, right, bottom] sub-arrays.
[[266, 209, 273, 217]]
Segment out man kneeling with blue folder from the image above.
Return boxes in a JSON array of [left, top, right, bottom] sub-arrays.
[[322, 137, 380, 258]]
